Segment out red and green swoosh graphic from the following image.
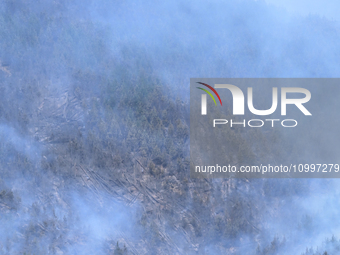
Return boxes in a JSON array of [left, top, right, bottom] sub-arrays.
[[196, 82, 222, 106]]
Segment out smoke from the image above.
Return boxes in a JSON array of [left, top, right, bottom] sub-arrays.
[[1, 0, 340, 254], [264, 0, 340, 21]]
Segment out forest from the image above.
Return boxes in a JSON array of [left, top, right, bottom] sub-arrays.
[[0, 0, 340, 254]]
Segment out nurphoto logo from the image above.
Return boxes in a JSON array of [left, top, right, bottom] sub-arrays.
[[196, 81, 312, 128]]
